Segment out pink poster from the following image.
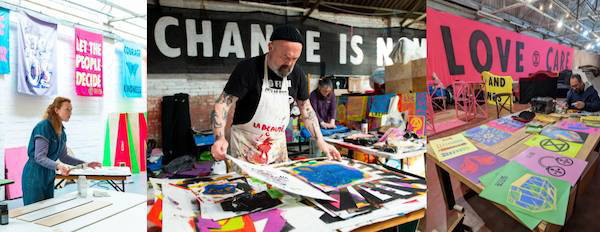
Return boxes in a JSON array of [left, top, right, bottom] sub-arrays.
[[75, 28, 103, 96], [4, 147, 27, 199], [427, 8, 574, 86], [512, 147, 587, 186]]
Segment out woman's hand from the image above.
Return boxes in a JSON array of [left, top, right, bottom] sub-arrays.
[[87, 162, 102, 169], [56, 163, 70, 176]]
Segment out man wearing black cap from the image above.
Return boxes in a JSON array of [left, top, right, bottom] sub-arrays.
[[211, 25, 341, 166]]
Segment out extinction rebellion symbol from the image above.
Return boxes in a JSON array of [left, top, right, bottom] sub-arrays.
[[532, 51, 540, 67], [540, 139, 569, 152]]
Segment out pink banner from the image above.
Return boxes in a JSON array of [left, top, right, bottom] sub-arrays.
[[427, 8, 574, 86], [75, 28, 103, 96]]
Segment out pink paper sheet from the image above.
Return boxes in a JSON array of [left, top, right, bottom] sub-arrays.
[[4, 147, 28, 199], [511, 147, 587, 186], [555, 120, 600, 134]]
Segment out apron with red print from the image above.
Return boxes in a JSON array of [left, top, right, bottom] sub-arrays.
[[230, 56, 290, 165]]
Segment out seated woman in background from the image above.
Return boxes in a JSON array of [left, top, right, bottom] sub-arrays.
[[310, 78, 337, 129], [22, 97, 102, 205]]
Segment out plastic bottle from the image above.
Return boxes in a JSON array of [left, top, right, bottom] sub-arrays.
[[0, 202, 8, 225], [78, 176, 88, 198]]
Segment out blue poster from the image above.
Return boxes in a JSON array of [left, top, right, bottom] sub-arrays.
[[0, 8, 10, 74], [120, 41, 142, 98], [415, 92, 427, 117]]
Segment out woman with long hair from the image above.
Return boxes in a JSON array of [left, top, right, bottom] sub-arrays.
[[21, 97, 101, 205]]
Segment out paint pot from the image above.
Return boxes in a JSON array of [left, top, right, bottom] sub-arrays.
[[361, 120, 368, 134], [78, 176, 88, 198], [0, 202, 8, 225]]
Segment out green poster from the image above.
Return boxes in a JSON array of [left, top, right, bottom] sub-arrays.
[[479, 161, 570, 229], [479, 163, 541, 229], [524, 134, 581, 158]]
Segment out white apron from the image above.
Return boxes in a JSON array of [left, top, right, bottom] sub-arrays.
[[230, 56, 290, 165]]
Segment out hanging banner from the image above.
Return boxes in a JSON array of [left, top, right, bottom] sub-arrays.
[[427, 8, 574, 86], [483, 71, 513, 105], [0, 8, 9, 74], [148, 5, 426, 75], [120, 41, 142, 98], [75, 28, 103, 96], [17, 12, 58, 96]]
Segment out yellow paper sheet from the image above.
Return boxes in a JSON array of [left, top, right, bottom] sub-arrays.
[[430, 134, 478, 161], [535, 115, 559, 124], [524, 134, 582, 158]]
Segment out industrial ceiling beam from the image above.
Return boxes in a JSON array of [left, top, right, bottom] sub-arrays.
[[399, 0, 423, 28], [300, 0, 321, 24], [492, 2, 526, 14], [310, 1, 425, 15], [403, 12, 427, 28]]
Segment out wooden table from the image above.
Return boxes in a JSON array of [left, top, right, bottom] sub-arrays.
[[55, 168, 131, 192], [354, 209, 424, 232], [427, 117, 600, 231], [3, 189, 146, 232]]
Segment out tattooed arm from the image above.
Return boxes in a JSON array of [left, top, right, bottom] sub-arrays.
[[211, 91, 238, 160], [297, 99, 341, 160]]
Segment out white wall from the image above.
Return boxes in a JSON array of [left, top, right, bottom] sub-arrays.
[[0, 11, 147, 200]]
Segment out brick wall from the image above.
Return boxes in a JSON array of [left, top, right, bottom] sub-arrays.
[[147, 76, 227, 146]]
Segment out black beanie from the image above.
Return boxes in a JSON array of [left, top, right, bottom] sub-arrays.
[[270, 25, 303, 45]]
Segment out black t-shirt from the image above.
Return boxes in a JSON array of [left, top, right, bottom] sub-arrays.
[[224, 54, 309, 125]]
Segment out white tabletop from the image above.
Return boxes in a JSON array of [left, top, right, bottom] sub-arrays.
[[2, 188, 146, 232]]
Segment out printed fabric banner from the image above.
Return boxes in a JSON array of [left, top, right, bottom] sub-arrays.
[[120, 41, 142, 98], [427, 8, 574, 86], [17, 12, 58, 96], [0, 8, 9, 74], [482, 71, 513, 105], [75, 28, 103, 96]]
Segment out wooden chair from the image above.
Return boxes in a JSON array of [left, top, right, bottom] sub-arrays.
[[492, 93, 513, 118]]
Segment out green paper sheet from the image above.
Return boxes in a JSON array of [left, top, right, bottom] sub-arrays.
[[479, 161, 570, 229], [524, 134, 581, 158], [479, 163, 541, 229]]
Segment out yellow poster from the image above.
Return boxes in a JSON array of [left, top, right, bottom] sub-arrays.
[[483, 71, 513, 105], [524, 134, 582, 158], [430, 134, 478, 161]]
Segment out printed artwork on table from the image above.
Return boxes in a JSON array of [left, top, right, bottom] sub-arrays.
[[508, 174, 557, 213], [285, 161, 379, 192], [487, 117, 525, 133], [227, 155, 335, 201], [555, 120, 600, 134], [189, 180, 245, 203], [512, 147, 587, 186], [540, 127, 588, 143], [464, 125, 511, 146], [429, 134, 478, 161], [443, 149, 508, 183], [524, 135, 582, 158], [197, 208, 293, 232]]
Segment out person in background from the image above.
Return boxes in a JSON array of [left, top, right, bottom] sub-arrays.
[[566, 74, 600, 112], [310, 77, 337, 129], [22, 97, 102, 205]]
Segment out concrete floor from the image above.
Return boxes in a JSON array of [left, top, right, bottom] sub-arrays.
[[4, 172, 148, 209]]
